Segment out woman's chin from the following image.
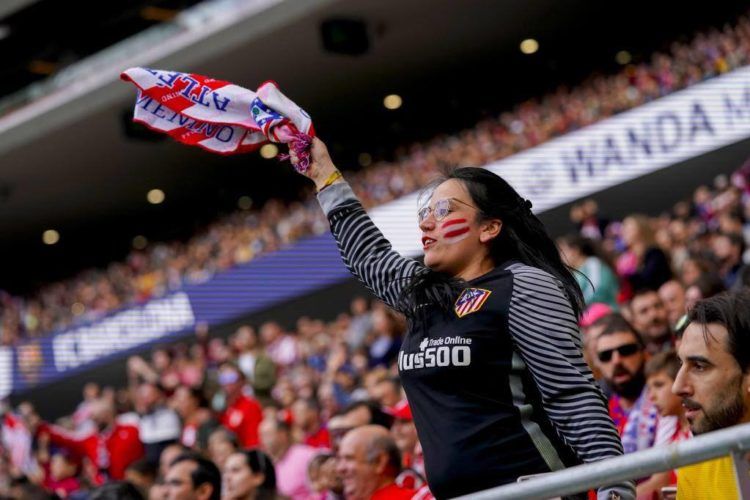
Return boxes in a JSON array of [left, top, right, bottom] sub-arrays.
[[423, 254, 439, 270], [425, 250, 459, 274], [424, 259, 449, 274]]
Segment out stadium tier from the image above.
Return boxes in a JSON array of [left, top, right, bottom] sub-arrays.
[[1, 2, 750, 499], [1, 11, 749, 350]]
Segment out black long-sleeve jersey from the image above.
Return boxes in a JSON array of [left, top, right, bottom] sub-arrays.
[[318, 182, 635, 500]]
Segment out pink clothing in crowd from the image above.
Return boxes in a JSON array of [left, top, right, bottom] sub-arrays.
[[267, 335, 299, 367], [275, 444, 319, 500]]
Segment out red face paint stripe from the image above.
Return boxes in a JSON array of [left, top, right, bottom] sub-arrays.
[[440, 218, 468, 229], [444, 227, 470, 239]]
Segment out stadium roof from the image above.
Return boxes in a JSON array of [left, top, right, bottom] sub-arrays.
[[0, 0, 747, 291], [0, 0, 38, 18]]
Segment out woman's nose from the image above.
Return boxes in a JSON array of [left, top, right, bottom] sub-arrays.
[[419, 215, 436, 232]]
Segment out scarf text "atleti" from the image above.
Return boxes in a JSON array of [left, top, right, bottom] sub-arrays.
[[144, 68, 231, 112]]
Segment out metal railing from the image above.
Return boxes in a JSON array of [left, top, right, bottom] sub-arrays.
[[455, 422, 750, 499]]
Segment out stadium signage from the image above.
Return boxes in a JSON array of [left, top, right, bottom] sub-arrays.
[[11, 235, 352, 394], [559, 102, 715, 185], [0, 348, 12, 398], [52, 292, 195, 372], [370, 65, 750, 257], [496, 65, 750, 211]]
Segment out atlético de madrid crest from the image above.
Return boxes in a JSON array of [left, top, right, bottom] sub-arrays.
[[454, 288, 492, 318]]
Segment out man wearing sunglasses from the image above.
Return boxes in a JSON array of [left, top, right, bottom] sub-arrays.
[[595, 314, 677, 463]]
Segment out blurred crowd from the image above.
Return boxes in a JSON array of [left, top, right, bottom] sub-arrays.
[[2, 12, 750, 345], [3, 153, 748, 498], [1, 298, 430, 499], [552, 156, 750, 496], [2, 147, 750, 497], [2, 9, 750, 500]]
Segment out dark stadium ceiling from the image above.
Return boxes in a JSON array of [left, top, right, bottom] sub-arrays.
[[0, 0, 207, 97], [0, 0, 748, 291]]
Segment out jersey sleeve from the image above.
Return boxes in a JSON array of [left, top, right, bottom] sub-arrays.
[[316, 181, 425, 312], [507, 265, 635, 500]]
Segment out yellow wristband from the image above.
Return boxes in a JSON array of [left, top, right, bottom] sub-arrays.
[[318, 170, 343, 192]]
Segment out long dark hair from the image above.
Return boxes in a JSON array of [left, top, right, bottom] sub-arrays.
[[398, 167, 584, 321], [240, 449, 277, 500]]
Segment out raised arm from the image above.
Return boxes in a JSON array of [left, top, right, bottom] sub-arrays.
[[291, 138, 425, 311], [37, 422, 88, 458]]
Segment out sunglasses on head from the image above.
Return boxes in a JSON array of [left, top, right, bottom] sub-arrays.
[[597, 342, 641, 363]]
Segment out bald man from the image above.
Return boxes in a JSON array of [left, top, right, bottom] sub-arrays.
[[336, 425, 417, 500]]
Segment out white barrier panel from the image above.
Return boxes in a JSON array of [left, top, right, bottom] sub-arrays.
[[369, 65, 750, 257], [0, 348, 11, 398]]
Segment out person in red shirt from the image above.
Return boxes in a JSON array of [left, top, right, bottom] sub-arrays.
[[337, 425, 417, 500], [37, 399, 143, 482], [218, 363, 263, 448], [291, 398, 330, 449], [389, 402, 426, 491], [389, 402, 418, 470], [43, 449, 81, 498]]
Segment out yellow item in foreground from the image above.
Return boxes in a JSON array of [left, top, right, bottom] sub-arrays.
[[676, 455, 739, 500]]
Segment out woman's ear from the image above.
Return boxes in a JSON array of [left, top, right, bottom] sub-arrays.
[[251, 472, 266, 488], [479, 219, 502, 243]]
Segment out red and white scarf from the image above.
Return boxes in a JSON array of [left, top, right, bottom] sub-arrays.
[[120, 68, 315, 169]]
